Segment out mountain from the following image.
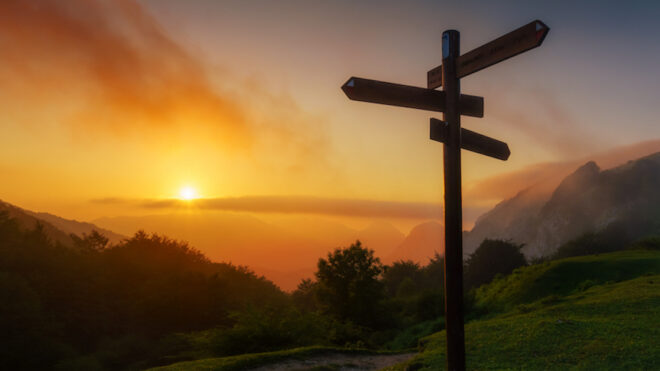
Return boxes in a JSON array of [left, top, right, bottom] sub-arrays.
[[0, 199, 125, 246], [357, 221, 405, 258], [386, 221, 444, 264], [0, 200, 73, 245], [25, 210, 125, 244], [465, 152, 660, 258]]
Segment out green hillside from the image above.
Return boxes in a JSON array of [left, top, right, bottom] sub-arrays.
[[391, 250, 660, 370], [474, 249, 660, 313]]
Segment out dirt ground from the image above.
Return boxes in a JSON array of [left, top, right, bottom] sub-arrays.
[[248, 352, 416, 371]]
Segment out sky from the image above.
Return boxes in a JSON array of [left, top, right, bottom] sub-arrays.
[[1, 0, 659, 232]]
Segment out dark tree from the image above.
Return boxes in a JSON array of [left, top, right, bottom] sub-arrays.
[[382, 260, 423, 297], [315, 240, 384, 326], [464, 239, 526, 290], [71, 230, 110, 252]]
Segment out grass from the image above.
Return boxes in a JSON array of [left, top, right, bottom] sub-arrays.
[[388, 250, 660, 370]]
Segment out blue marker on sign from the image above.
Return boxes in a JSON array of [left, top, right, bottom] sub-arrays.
[[442, 33, 450, 59]]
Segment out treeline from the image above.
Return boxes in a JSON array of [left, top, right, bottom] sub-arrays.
[[0, 211, 450, 370], [0, 212, 285, 370]]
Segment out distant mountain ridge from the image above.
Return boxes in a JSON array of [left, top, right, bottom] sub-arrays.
[[26, 210, 125, 244], [465, 152, 660, 258], [386, 221, 443, 264], [0, 200, 126, 246]]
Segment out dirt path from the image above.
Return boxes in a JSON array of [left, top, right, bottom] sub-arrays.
[[250, 353, 417, 371], [247, 352, 416, 371]]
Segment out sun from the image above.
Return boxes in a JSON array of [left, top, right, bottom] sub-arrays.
[[179, 186, 197, 200]]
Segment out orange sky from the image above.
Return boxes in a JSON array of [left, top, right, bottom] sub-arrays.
[[1, 0, 660, 234]]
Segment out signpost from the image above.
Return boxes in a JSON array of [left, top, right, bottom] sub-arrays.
[[341, 20, 549, 371], [427, 20, 549, 89]]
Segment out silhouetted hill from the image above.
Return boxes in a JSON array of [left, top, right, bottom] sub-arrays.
[[386, 221, 443, 263], [0, 200, 75, 246], [25, 210, 125, 244], [358, 221, 405, 258], [0, 200, 125, 247], [465, 152, 660, 258]]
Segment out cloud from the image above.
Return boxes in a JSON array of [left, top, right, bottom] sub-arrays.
[[482, 83, 605, 158], [1, 1, 241, 134], [92, 195, 444, 219], [0, 0, 330, 162]]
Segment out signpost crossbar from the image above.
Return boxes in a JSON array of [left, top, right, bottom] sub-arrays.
[[430, 118, 510, 160], [342, 77, 483, 117]]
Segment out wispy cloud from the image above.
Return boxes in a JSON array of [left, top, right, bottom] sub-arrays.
[[92, 195, 443, 219], [0, 0, 330, 163], [481, 83, 604, 158]]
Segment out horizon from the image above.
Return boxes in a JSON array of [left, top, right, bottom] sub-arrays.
[[2, 1, 660, 288]]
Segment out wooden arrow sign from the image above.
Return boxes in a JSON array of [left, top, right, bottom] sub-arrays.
[[342, 77, 483, 118], [428, 20, 550, 89], [429, 118, 510, 160]]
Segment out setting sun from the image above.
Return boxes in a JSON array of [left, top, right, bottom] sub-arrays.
[[179, 186, 197, 200]]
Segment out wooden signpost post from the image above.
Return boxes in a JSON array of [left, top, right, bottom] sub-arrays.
[[341, 20, 549, 370]]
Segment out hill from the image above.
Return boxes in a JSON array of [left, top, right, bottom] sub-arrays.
[[25, 210, 125, 244], [0, 199, 73, 245], [0, 199, 125, 247], [390, 249, 660, 370], [465, 151, 660, 258], [386, 221, 443, 264]]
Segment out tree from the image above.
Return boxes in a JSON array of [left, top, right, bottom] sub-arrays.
[[315, 240, 384, 326], [71, 230, 110, 252], [382, 260, 423, 297], [464, 239, 526, 290]]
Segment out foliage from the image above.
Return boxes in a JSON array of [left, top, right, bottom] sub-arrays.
[[464, 239, 527, 291], [552, 223, 630, 259], [384, 318, 444, 350], [627, 235, 660, 251], [315, 241, 385, 327], [212, 306, 329, 356], [70, 230, 109, 252], [0, 212, 286, 369], [382, 260, 423, 297]]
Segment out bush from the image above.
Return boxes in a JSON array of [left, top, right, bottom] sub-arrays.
[[627, 236, 660, 251], [553, 223, 631, 259], [464, 239, 527, 291], [212, 306, 329, 356]]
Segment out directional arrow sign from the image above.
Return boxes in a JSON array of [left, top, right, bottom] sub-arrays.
[[428, 20, 550, 89], [342, 77, 483, 118], [429, 118, 510, 160]]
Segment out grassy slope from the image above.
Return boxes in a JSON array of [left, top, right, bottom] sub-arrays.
[[389, 250, 660, 370]]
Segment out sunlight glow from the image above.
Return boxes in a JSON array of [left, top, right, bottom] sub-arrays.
[[179, 186, 197, 200]]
